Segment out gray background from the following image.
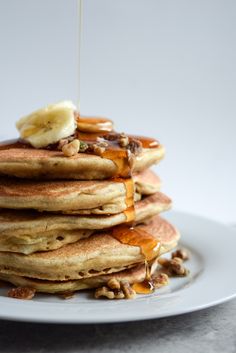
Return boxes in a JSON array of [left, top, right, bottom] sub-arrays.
[[0, 0, 235, 223]]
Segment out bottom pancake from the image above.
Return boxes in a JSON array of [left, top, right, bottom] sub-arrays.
[[0, 260, 164, 294], [0, 264, 146, 293], [0, 215, 180, 281]]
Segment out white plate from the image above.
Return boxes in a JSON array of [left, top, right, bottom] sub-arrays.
[[0, 211, 235, 324]]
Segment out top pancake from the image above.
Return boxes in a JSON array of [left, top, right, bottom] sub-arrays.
[[0, 138, 165, 180]]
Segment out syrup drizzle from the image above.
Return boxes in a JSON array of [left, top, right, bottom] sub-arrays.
[[132, 261, 155, 294], [111, 224, 161, 262]]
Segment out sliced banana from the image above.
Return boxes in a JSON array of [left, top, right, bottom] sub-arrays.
[[16, 101, 77, 148]]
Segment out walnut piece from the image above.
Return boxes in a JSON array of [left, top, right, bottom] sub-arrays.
[[152, 273, 169, 288], [92, 144, 106, 155], [62, 139, 80, 157], [120, 281, 136, 299], [107, 278, 121, 290], [8, 287, 36, 300], [118, 133, 129, 147], [94, 286, 115, 299], [171, 248, 189, 261], [158, 257, 189, 277], [126, 139, 143, 155], [95, 279, 136, 300]]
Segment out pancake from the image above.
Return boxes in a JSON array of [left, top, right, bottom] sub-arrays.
[[133, 169, 161, 195], [0, 139, 165, 180], [0, 263, 151, 293], [0, 192, 172, 254], [0, 215, 180, 281], [0, 177, 129, 214], [0, 170, 160, 214]]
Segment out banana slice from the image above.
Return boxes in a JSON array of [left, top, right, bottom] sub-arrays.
[[16, 101, 77, 148]]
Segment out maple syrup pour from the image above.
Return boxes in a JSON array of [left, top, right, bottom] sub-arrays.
[[77, 116, 114, 133]]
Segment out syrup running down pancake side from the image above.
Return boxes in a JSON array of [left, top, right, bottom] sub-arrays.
[[111, 223, 161, 294]]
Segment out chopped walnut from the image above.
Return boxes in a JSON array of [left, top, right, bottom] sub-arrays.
[[114, 290, 125, 299], [60, 291, 75, 300], [107, 278, 121, 290], [118, 134, 129, 147], [170, 257, 189, 276], [8, 287, 36, 300], [92, 144, 106, 155], [62, 139, 80, 157], [126, 139, 143, 155], [103, 133, 120, 141], [95, 279, 136, 300], [158, 257, 189, 277], [152, 273, 169, 288], [171, 248, 189, 261], [120, 281, 136, 299], [94, 286, 115, 299]]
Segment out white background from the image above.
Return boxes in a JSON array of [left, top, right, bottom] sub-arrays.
[[0, 0, 235, 223]]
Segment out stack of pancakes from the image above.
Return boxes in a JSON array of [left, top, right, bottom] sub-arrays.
[[0, 114, 180, 296]]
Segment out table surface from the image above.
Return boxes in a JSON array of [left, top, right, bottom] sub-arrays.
[[0, 298, 235, 353]]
